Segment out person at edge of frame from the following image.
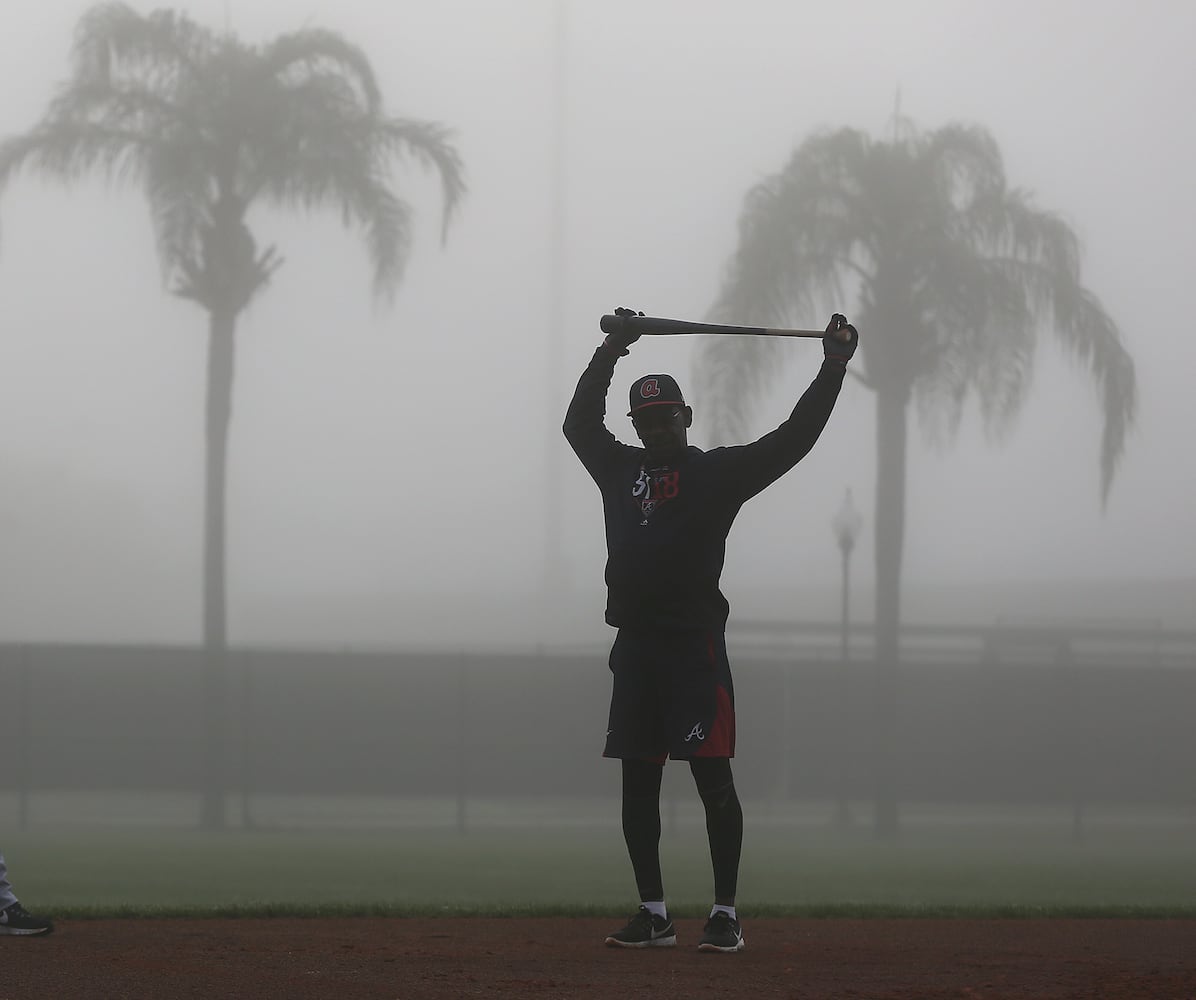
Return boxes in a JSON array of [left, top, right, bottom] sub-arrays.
[[563, 305, 858, 953], [0, 851, 54, 936]]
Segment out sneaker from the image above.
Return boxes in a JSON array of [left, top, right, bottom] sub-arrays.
[[604, 905, 676, 948], [698, 911, 744, 953], [0, 902, 54, 937]]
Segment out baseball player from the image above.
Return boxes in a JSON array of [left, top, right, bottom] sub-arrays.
[[0, 851, 54, 935], [563, 307, 857, 952]]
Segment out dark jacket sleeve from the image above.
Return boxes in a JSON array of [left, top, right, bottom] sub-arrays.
[[563, 342, 634, 483], [714, 359, 848, 502]]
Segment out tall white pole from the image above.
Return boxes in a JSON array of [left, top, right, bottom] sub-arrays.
[[542, 0, 568, 619]]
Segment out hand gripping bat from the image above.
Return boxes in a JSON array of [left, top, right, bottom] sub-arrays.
[[599, 313, 841, 340]]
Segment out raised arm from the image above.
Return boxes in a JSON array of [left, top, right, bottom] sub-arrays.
[[563, 307, 643, 480], [720, 314, 859, 501]]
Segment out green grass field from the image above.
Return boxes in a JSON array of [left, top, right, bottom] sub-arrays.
[[3, 794, 1194, 918]]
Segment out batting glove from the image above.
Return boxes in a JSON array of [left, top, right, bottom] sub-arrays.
[[823, 313, 858, 364], [604, 306, 643, 354]]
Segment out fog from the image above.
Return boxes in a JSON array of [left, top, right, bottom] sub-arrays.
[[1, 0, 1194, 650]]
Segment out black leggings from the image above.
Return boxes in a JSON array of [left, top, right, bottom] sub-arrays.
[[621, 757, 743, 904]]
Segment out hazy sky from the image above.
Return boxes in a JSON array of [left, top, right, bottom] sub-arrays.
[[1, 0, 1193, 645]]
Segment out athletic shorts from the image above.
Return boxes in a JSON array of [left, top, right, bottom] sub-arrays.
[[603, 628, 736, 762]]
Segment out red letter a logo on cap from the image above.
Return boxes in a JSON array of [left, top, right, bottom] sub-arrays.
[[640, 378, 660, 399]]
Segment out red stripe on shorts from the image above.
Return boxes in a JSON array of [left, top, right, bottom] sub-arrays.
[[693, 683, 735, 757]]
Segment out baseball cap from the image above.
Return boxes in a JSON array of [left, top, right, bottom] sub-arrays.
[[628, 374, 686, 416]]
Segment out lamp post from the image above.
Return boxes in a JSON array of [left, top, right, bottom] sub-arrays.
[[833, 488, 863, 662], [831, 488, 862, 827], [542, 0, 569, 612]]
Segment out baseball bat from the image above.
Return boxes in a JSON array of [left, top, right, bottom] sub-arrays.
[[600, 313, 827, 339]]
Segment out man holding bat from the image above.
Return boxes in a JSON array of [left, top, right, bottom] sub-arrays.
[[564, 307, 857, 953]]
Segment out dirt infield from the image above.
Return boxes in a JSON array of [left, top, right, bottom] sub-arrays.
[[2, 917, 1194, 999]]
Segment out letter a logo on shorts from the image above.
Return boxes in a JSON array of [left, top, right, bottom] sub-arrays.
[[684, 723, 705, 743]]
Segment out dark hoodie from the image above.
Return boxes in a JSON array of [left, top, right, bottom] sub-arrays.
[[563, 341, 846, 631]]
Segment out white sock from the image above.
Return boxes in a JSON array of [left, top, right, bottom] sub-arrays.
[[710, 904, 737, 920], [642, 900, 667, 920]]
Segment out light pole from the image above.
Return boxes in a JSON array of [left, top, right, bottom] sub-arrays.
[[831, 488, 862, 827], [542, 0, 569, 618], [833, 488, 863, 662]]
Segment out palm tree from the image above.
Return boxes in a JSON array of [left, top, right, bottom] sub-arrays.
[[694, 119, 1135, 837], [0, 3, 465, 829]]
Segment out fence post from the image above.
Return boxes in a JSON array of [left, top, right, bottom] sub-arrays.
[[17, 647, 31, 832], [239, 649, 255, 831], [777, 661, 791, 803], [456, 653, 468, 835], [834, 654, 854, 829]]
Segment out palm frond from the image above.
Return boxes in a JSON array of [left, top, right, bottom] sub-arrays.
[[695, 128, 873, 442], [348, 181, 413, 300], [710, 133, 863, 328], [238, 88, 462, 280], [0, 118, 149, 188], [261, 27, 382, 114], [693, 334, 794, 444], [967, 188, 1135, 500], [375, 117, 466, 243], [1057, 290, 1136, 502], [912, 233, 1034, 441], [255, 138, 413, 298], [72, 2, 211, 91], [145, 139, 214, 279], [921, 122, 1006, 206]]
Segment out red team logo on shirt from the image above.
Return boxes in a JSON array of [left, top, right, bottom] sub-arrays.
[[633, 466, 680, 522]]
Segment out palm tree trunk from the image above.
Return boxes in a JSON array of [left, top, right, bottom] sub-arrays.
[[872, 383, 908, 838], [200, 307, 235, 831]]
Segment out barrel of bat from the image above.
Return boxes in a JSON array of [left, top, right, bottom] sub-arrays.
[[599, 314, 765, 337], [599, 314, 823, 338]]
